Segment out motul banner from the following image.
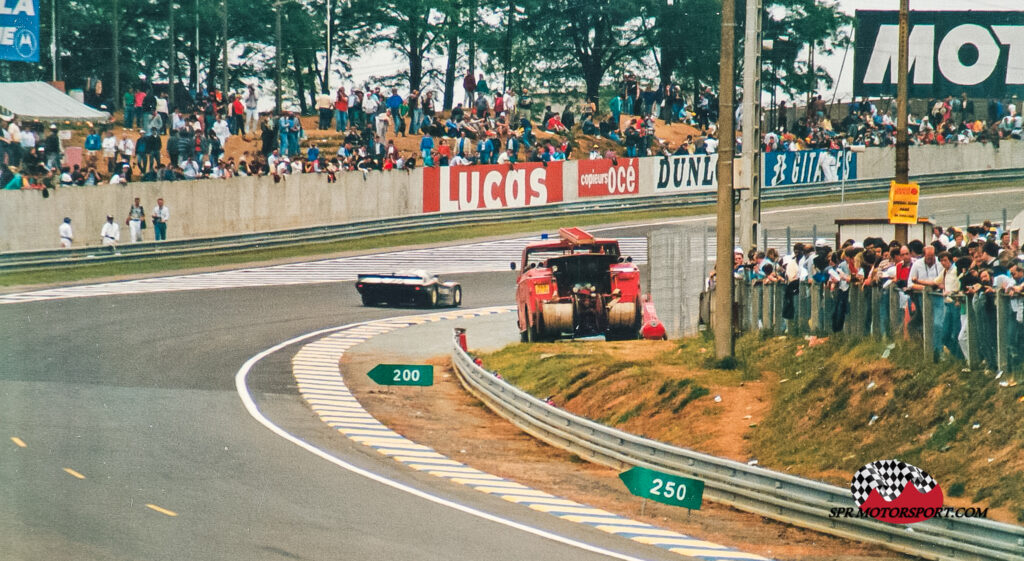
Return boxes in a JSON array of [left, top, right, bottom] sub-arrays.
[[422, 162, 563, 213], [854, 10, 1024, 98], [577, 158, 640, 198]]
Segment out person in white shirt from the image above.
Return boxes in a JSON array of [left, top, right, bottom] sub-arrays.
[[117, 134, 135, 169], [58, 217, 73, 248], [100, 215, 120, 251], [496, 149, 511, 164], [703, 136, 718, 154], [152, 198, 170, 241], [213, 116, 231, 149], [102, 131, 117, 172], [244, 84, 260, 135], [181, 156, 199, 179]]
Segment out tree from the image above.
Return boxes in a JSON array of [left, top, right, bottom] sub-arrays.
[[522, 0, 652, 100], [356, 0, 447, 91]]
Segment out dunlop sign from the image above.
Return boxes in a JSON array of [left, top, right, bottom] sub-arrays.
[[888, 182, 920, 225], [854, 11, 1024, 98]]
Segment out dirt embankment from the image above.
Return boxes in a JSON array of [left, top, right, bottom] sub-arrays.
[[341, 338, 913, 561]]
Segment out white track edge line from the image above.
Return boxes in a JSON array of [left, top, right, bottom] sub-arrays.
[[234, 314, 657, 561]]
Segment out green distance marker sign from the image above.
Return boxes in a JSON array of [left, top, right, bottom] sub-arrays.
[[618, 466, 704, 510], [367, 364, 434, 387]]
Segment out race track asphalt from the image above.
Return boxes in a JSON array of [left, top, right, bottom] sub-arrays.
[[1, 184, 1020, 560]]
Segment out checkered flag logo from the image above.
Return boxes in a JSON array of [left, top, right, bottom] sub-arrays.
[[850, 460, 938, 507]]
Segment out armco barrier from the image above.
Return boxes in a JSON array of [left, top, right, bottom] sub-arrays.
[[3, 167, 1023, 271], [451, 335, 1024, 561]]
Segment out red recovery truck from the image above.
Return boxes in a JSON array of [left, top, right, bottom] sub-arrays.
[[513, 227, 666, 342]]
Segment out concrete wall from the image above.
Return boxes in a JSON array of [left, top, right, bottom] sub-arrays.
[[856, 141, 1024, 180], [2, 141, 1022, 253], [0, 169, 423, 252]]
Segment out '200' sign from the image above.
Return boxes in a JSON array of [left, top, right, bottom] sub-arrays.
[[577, 158, 640, 198], [423, 162, 564, 213]]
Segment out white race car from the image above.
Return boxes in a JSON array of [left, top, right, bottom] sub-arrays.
[[355, 270, 463, 308]]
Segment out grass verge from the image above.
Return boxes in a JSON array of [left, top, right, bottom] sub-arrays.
[[475, 331, 1024, 523]]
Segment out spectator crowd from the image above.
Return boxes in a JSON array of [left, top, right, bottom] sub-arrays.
[[2, 70, 1024, 189], [712, 221, 1024, 369]]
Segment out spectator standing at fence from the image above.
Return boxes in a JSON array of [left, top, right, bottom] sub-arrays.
[[316, 90, 333, 130], [43, 124, 61, 170], [58, 217, 73, 248], [152, 198, 169, 241], [243, 85, 258, 136], [100, 214, 120, 252], [127, 197, 145, 242], [334, 87, 348, 132], [936, 251, 965, 360]]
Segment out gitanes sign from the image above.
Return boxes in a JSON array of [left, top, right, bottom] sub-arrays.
[[854, 11, 1024, 98], [422, 162, 563, 213]]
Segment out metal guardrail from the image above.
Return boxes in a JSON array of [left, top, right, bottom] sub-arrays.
[[450, 335, 1024, 561], [3, 166, 1022, 272]]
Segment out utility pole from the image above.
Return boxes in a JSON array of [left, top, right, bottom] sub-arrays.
[[169, 1, 176, 108], [222, 0, 228, 94], [50, 0, 57, 82], [112, 0, 119, 109], [715, 0, 737, 360], [275, 3, 283, 113], [893, 0, 910, 244], [504, 0, 513, 92], [738, 0, 762, 251], [323, 0, 331, 94], [194, 0, 200, 92]]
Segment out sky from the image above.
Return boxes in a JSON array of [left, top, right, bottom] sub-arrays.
[[341, 1, 1022, 106]]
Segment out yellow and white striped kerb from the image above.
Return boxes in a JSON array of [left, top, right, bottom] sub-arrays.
[[292, 306, 772, 561]]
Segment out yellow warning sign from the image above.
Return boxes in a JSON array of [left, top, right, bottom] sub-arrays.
[[888, 181, 920, 225]]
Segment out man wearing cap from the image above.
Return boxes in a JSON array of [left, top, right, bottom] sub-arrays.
[[100, 214, 120, 251], [58, 217, 73, 248]]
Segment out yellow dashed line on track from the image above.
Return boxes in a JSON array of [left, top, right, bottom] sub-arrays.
[[145, 504, 178, 517], [62, 468, 86, 480], [10, 437, 26, 448]]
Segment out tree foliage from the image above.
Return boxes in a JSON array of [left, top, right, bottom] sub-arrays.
[[10, 0, 849, 112]]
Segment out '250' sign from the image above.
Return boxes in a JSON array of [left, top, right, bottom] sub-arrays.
[[423, 162, 563, 213]]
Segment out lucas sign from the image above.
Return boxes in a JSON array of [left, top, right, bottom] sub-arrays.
[[854, 11, 1024, 98], [422, 162, 563, 213], [0, 0, 38, 62]]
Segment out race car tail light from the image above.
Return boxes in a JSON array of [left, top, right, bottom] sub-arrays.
[[414, 286, 421, 291]]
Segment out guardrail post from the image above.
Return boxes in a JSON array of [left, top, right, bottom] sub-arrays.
[[922, 291, 936, 362], [752, 282, 764, 331], [996, 291, 1010, 373], [738, 279, 750, 332], [889, 285, 902, 340], [809, 283, 821, 335], [870, 287, 882, 340], [762, 282, 773, 332], [770, 282, 778, 331], [966, 293, 980, 370], [793, 283, 805, 336]]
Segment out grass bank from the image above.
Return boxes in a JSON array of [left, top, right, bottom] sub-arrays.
[[476, 333, 1024, 523]]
